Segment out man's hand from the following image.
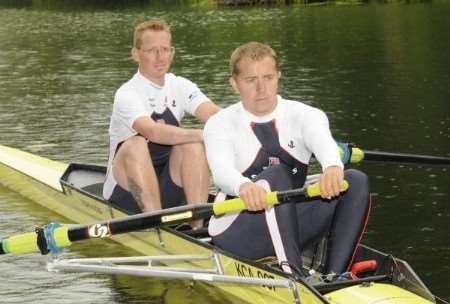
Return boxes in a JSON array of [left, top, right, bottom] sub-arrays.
[[191, 219, 203, 230], [238, 182, 268, 211], [319, 166, 345, 199]]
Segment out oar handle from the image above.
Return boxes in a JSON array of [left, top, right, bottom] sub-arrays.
[[212, 181, 349, 216], [212, 192, 279, 215]]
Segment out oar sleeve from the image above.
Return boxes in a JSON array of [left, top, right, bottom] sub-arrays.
[[1, 226, 71, 255]]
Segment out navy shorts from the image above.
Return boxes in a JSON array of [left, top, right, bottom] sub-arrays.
[[109, 138, 186, 215]]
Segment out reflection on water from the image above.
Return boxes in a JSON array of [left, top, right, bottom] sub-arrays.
[[0, 1, 449, 303], [0, 190, 113, 304]]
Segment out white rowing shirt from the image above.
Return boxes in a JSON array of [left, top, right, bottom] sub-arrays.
[[203, 95, 343, 236], [103, 71, 210, 199]]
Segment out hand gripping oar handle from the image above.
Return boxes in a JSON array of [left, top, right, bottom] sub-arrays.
[[0, 181, 349, 256], [212, 181, 349, 215]]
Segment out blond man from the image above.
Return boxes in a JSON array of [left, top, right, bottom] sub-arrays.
[[103, 20, 220, 227], [204, 42, 370, 275]]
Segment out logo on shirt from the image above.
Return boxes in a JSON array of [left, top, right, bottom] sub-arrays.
[[288, 140, 295, 149], [268, 157, 280, 167], [188, 91, 200, 103]]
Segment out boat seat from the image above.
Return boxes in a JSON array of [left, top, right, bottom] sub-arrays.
[[302, 237, 328, 273], [82, 182, 104, 198]]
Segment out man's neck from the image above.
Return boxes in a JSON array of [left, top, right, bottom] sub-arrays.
[[139, 69, 165, 87]]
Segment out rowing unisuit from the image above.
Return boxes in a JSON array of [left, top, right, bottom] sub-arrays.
[[204, 96, 371, 274], [103, 71, 210, 210]]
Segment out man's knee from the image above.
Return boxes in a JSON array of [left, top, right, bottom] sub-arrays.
[[174, 142, 206, 160], [344, 169, 369, 189], [343, 169, 370, 205], [119, 136, 149, 162], [184, 142, 205, 156]]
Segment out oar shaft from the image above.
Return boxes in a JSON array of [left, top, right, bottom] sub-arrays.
[[361, 150, 450, 165], [1, 182, 348, 256], [1, 204, 214, 254], [68, 204, 214, 242], [69, 183, 329, 243], [338, 143, 450, 165]]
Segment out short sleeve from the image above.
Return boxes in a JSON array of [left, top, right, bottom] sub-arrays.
[[113, 88, 148, 130], [175, 76, 210, 115]]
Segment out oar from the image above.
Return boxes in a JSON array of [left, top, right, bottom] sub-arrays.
[[0, 181, 349, 256], [338, 143, 450, 165]]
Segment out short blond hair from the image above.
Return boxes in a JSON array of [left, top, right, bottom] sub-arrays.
[[133, 19, 171, 49], [230, 42, 280, 77]]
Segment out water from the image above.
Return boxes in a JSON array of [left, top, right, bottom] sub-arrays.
[[0, 1, 449, 302]]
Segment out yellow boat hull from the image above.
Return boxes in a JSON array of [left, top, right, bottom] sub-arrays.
[[0, 144, 436, 304]]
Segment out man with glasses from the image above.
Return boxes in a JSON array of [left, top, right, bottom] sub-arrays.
[[103, 20, 220, 227]]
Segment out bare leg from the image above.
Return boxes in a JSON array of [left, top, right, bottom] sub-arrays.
[[170, 142, 210, 228], [112, 136, 161, 212]]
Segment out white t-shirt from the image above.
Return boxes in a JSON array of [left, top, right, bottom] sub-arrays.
[[103, 71, 210, 199], [203, 95, 343, 197]]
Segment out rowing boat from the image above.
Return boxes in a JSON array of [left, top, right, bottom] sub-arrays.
[[0, 144, 442, 304]]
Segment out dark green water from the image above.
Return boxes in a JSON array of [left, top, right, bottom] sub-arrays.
[[0, 1, 449, 303]]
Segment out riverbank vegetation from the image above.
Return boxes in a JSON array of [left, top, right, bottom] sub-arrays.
[[0, 0, 435, 9]]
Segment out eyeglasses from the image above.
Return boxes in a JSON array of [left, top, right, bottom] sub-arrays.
[[140, 47, 174, 56]]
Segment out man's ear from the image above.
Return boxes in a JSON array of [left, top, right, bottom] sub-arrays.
[[229, 77, 239, 94], [170, 47, 176, 61], [131, 47, 139, 63]]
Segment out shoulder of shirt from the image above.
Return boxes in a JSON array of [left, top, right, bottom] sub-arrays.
[[166, 73, 195, 86], [115, 73, 140, 96], [205, 102, 241, 127], [280, 98, 326, 117], [217, 102, 242, 118]]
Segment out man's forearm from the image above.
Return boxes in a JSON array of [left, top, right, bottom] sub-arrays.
[[145, 123, 203, 145]]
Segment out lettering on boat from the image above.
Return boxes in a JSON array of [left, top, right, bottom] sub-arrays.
[[88, 223, 111, 238], [161, 211, 193, 223], [79, 197, 104, 215], [235, 262, 277, 291], [64, 185, 105, 215]]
